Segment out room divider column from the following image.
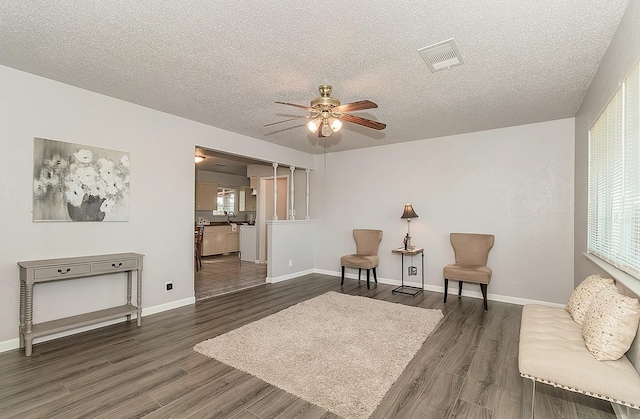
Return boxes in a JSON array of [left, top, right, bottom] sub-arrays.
[[305, 169, 310, 220], [290, 166, 295, 220], [272, 162, 278, 220]]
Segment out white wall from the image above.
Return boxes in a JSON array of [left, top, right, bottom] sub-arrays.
[[0, 65, 314, 350], [313, 119, 575, 305], [574, 1, 640, 287], [267, 220, 315, 281]]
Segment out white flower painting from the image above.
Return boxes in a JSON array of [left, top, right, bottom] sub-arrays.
[[33, 138, 130, 222]]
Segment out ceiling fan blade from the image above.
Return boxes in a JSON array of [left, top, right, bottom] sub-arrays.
[[342, 113, 386, 130], [332, 100, 378, 113], [275, 101, 314, 112], [264, 116, 311, 127]]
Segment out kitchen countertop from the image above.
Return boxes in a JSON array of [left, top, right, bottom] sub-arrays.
[[196, 222, 255, 227]]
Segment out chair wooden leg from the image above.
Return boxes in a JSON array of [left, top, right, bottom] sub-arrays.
[[373, 268, 378, 283], [366, 269, 370, 290], [480, 284, 488, 311], [458, 281, 463, 297], [444, 278, 448, 302], [341, 266, 345, 285], [358, 268, 361, 282]]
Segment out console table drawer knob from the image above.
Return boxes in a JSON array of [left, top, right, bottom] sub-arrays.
[[112, 262, 122, 268], [57, 268, 71, 274]]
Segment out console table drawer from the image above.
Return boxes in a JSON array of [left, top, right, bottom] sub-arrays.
[[34, 264, 92, 280], [93, 259, 139, 272]]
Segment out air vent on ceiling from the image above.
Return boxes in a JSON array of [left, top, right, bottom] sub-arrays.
[[418, 38, 464, 72]]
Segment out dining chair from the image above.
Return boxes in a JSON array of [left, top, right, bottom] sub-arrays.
[[194, 226, 204, 272]]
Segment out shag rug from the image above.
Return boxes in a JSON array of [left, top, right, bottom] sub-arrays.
[[193, 291, 443, 419]]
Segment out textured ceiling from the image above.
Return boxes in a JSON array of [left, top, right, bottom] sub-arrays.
[[0, 1, 630, 154]]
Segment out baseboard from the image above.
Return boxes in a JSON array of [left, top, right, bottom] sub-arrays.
[[316, 269, 565, 308], [267, 269, 314, 283], [142, 297, 195, 316], [0, 297, 195, 354], [0, 338, 20, 354]]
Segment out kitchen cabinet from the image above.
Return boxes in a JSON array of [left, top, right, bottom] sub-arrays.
[[202, 225, 240, 256], [196, 182, 218, 210]]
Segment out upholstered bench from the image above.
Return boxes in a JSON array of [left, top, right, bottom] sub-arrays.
[[518, 281, 640, 418]]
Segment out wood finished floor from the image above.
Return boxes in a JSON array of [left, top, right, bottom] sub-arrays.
[[195, 253, 267, 300], [0, 275, 615, 419]]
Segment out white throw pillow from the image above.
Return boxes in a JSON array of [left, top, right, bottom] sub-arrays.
[[582, 286, 640, 361], [565, 274, 615, 325]]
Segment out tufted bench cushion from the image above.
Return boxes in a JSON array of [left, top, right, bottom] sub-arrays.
[[519, 304, 640, 409]]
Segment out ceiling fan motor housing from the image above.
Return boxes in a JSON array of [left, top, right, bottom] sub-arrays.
[[311, 96, 340, 109]]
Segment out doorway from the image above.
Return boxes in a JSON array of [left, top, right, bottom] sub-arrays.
[[194, 147, 271, 300]]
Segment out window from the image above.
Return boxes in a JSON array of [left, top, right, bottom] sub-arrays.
[[212, 188, 235, 215], [588, 62, 640, 279]]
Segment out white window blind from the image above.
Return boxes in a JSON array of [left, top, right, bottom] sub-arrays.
[[588, 62, 640, 279]]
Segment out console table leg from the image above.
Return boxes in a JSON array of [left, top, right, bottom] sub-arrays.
[[422, 252, 425, 290], [19, 280, 25, 349], [24, 283, 34, 357], [126, 271, 132, 321], [136, 269, 142, 327]]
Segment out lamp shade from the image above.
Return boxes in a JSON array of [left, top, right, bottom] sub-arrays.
[[401, 203, 418, 219]]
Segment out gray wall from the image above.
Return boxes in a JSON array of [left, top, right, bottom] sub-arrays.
[[574, 1, 640, 287], [313, 119, 575, 305]]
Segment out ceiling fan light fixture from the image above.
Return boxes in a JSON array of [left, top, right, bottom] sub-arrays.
[[194, 155, 205, 163], [321, 122, 332, 137], [330, 117, 342, 132], [307, 118, 321, 133]]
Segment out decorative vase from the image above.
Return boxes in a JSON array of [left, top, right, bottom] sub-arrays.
[[67, 195, 106, 221]]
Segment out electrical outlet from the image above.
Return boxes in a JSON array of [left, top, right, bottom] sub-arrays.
[[288, 259, 293, 267], [408, 266, 418, 276], [165, 281, 173, 291]]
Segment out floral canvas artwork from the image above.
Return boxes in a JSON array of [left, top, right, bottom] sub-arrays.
[[33, 138, 130, 222]]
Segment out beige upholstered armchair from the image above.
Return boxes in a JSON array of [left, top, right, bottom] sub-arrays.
[[341, 229, 383, 290], [443, 233, 494, 310]]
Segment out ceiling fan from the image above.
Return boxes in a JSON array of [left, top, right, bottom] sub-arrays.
[[266, 85, 386, 137]]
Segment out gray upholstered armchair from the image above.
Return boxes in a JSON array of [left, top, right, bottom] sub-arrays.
[[443, 233, 494, 310], [341, 229, 383, 290]]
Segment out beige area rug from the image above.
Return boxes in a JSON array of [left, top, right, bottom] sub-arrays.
[[194, 291, 443, 419]]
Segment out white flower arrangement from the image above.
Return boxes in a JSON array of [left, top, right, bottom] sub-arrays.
[[34, 148, 130, 214]]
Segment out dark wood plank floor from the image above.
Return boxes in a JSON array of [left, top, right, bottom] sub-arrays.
[[0, 275, 615, 418]]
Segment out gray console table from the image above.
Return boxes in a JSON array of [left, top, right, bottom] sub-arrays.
[[17, 252, 144, 356]]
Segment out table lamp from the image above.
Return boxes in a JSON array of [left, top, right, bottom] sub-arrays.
[[401, 203, 419, 250]]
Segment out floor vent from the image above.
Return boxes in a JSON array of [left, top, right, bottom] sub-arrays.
[[418, 38, 464, 72]]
